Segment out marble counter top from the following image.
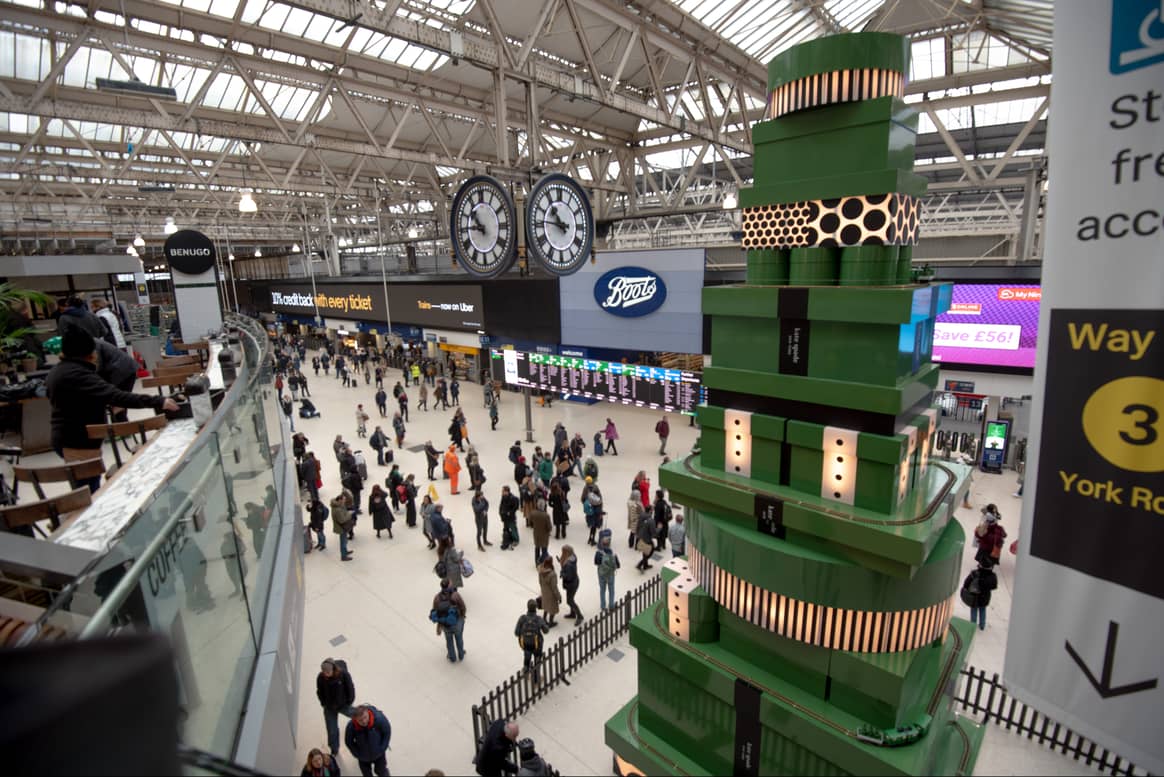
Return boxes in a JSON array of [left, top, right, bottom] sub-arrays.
[[54, 418, 199, 554]]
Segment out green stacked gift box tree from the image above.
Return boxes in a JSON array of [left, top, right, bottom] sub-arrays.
[[605, 32, 985, 776]]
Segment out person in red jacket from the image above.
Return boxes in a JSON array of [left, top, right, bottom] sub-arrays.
[[974, 504, 1007, 566], [636, 470, 651, 511]]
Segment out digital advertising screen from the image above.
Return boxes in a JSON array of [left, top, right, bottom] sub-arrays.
[[491, 349, 704, 415], [932, 284, 1041, 370]]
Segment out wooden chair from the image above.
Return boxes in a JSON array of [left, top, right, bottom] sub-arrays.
[[12, 458, 107, 501], [152, 365, 200, 381], [171, 340, 210, 366], [140, 375, 189, 395], [86, 414, 168, 469], [0, 487, 91, 538], [157, 355, 199, 368]]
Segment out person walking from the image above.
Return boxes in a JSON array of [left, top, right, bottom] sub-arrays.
[[344, 704, 392, 777], [375, 388, 388, 418], [569, 434, 586, 477], [472, 489, 492, 551], [635, 509, 657, 572], [312, 356, 320, 376], [444, 445, 462, 494], [299, 452, 321, 503], [530, 498, 552, 567], [537, 555, 561, 628], [594, 529, 619, 610], [499, 485, 520, 551], [514, 599, 549, 683], [301, 748, 339, 777], [668, 513, 686, 558], [297, 370, 311, 397], [282, 393, 295, 432], [475, 720, 520, 777], [316, 658, 356, 758], [489, 399, 499, 430], [450, 378, 460, 405], [652, 489, 672, 552], [397, 388, 409, 422], [655, 414, 670, 455], [355, 404, 370, 438], [369, 485, 393, 539], [386, 464, 403, 512], [603, 418, 619, 455], [331, 491, 355, 561], [549, 481, 569, 540], [626, 487, 645, 549], [582, 478, 604, 546], [374, 366, 383, 388], [960, 560, 999, 631], [410, 362, 421, 386], [341, 463, 363, 524], [424, 440, 440, 481], [392, 412, 406, 449], [369, 426, 388, 467], [421, 494, 437, 549], [431, 577, 467, 663], [559, 545, 583, 625], [418, 382, 429, 412], [974, 505, 1007, 566]]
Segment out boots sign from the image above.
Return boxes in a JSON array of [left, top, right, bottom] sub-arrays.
[[593, 266, 667, 318]]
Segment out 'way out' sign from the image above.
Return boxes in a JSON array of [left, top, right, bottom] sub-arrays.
[[1005, 3, 1164, 773]]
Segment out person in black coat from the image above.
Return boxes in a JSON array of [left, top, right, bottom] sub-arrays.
[[475, 718, 520, 777], [559, 545, 583, 624], [960, 561, 998, 631], [368, 485, 393, 539], [45, 329, 177, 488], [317, 658, 356, 757]]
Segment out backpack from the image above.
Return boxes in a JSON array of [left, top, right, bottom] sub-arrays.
[[431, 592, 458, 625], [434, 559, 448, 578], [396, 484, 408, 503], [519, 615, 543, 651], [598, 550, 618, 578], [960, 573, 982, 607]]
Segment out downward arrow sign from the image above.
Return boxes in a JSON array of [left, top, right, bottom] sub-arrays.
[[1066, 621, 1158, 699]]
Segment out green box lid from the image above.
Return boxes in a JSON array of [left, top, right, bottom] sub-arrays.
[[768, 32, 910, 90]]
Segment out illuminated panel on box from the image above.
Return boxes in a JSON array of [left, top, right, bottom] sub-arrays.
[[723, 409, 754, 477], [919, 408, 938, 477], [897, 426, 918, 505], [741, 193, 920, 250], [689, 545, 951, 653], [767, 68, 905, 119], [822, 426, 859, 505]]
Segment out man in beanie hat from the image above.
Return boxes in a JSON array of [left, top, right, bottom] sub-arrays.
[[46, 328, 178, 487]]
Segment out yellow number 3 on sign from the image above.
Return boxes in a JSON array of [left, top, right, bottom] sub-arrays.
[[1082, 376, 1164, 473]]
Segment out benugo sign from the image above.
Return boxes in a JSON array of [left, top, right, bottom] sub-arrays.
[[263, 282, 484, 330]]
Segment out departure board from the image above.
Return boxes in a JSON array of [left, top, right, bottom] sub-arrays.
[[490, 349, 704, 414]]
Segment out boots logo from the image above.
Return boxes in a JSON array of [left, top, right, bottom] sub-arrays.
[[594, 267, 667, 317]]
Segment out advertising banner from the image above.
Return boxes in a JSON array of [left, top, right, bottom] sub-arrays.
[[931, 284, 1041, 369], [559, 248, 704, 353], [258, 282, 484, 331], [1004, 4, 1164, 773]]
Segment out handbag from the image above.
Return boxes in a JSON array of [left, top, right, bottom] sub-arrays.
[[636, 539, 654, 554], [461, 557, 474, 578]]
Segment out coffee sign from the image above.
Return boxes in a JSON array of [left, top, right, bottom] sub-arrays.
[[593, 266, 667, 318], [164, 229, 217, 275]]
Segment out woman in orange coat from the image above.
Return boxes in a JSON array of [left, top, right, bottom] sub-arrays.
[[444, 445, 462, 494]]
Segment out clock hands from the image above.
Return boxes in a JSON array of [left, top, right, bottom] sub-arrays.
[[547, 202, 570, 232]]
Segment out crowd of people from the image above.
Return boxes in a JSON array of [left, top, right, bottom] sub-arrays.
[[271, 334, 680, 776]]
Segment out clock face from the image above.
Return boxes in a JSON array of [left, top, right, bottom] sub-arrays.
[[525, 173, 593, 276], [450, 175, 517, 279]]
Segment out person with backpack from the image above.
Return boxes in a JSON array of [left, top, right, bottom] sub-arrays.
[[499, 485, 520, 551], [385, 464, 403, 512], [341, 466, 363, 526], [582, 478, 604, 546], [344, 704, 392, 777], [559, 545, 583, 625], [431, 577, 467, 663], [668, 513, 686, 558], [537, 555, 561, 628], [594, 529, 620, 609], [330, 491, 355, 561], [635, 509, 657, 572], [513, 456, 531, 491], [402, 474, 418, 528], [508, 441, 523, 466], [655, 414, 670, 455], [375, 387, 388, 418], [472, 490, 491, 551], [368, 485, 393, 540], [424, 440, 440, 481], [514, 599, 550, 682], [391, 412, 406, 449], [475, 719, 520, 777], [652, 490, 672, 552], [961, 560, 999, 631], [369, 426, 388, 466], [316, 658, 356, 757], [307, 496, 329, 550], [582, 457, 598, 482], [974, 505, 1008, 566]]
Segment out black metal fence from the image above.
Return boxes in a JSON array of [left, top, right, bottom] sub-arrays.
[[470, 576, 663, 753], [471, 578, 1150, 777], [953, 667, 1149, 776]]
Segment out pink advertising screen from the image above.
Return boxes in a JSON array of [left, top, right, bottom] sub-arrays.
[[932, 284, 1041, 370]]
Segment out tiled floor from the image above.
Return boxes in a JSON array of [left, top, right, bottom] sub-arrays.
[[292, 351, 1056, 776]]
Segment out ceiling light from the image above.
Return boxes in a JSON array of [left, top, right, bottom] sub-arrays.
[[95, 78, 178, 101], [292, 242, 301, 252], [238, 190, 257, 213], [722, 192, 738, 210], [126, 244, 138, 256], [254, 247, 262, 257], [163, 216, 178, 235], [407, 227, 419, 239], [133, 233, 145, 248], [228, 253, 235, 261]]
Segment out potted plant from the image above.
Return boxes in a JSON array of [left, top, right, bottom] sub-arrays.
[[19, 352, 37, 374], [0, 283, 53, 372]]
